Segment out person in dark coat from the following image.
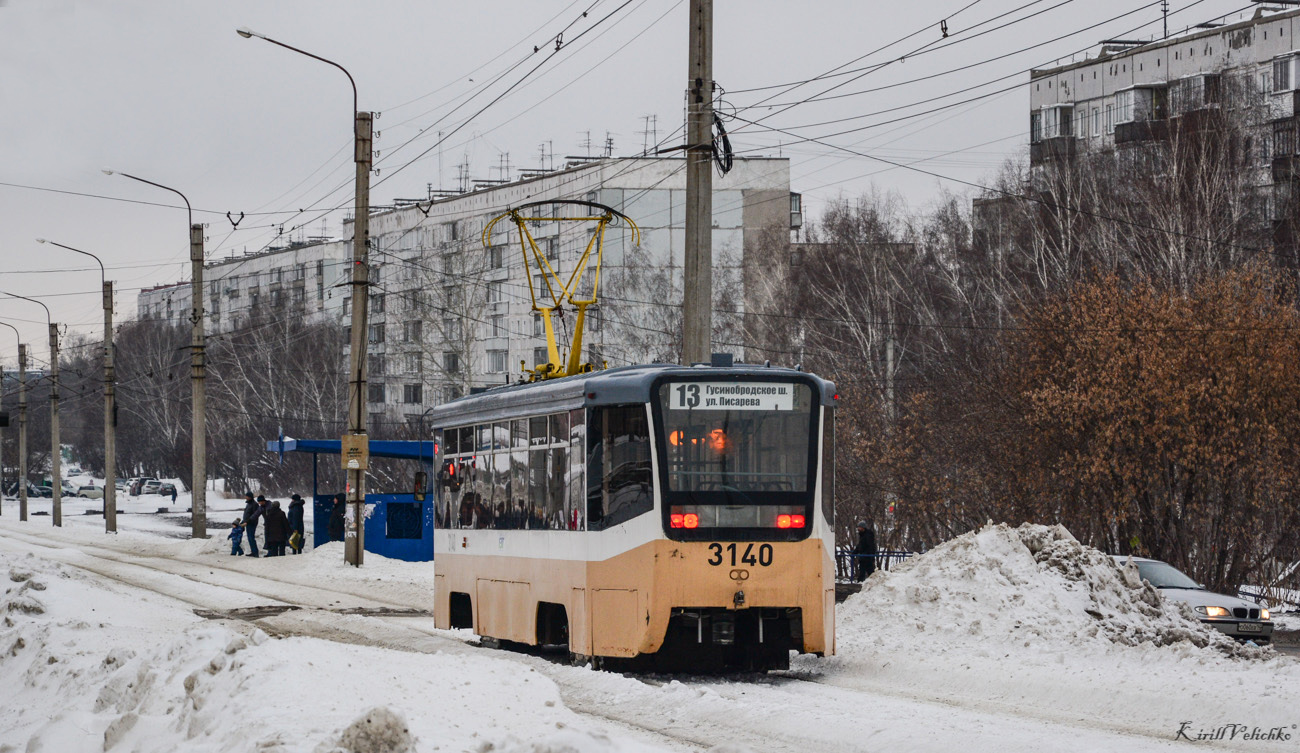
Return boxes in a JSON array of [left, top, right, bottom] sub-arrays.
[[240, 492, 262, 557], [328, 493, 346, 542], [263, 500, 289, 557], [287, 494, 306, 554], [854, 520, 877, 582]]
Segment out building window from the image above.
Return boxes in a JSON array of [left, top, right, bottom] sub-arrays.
[[403, 320, 423, 342], [372, 294, 385, 314], [445, 285, 463, 309], [490, 245, 504, 269], [406, 353, 423, 374], [403, 384, 423, 404], [444, 385, 463, 403], [488, 349, 508, 373], [368, 354, 385, 376], [273, 268, 283, 284], [443, 352, 460, 374], [1030, 111, 1042, 143], [443, 317, 463, 341], [1105, 104, 1115, 134], [589, 306, 601, 332], [369, 323, 385, 344], [292, 287, 304, 303], [294, 264, 306, 280], [1092, 107, 1100, 137], [533, 347, 549, 366], [533, 313, 545, 337], [1275, 56, 1294, 93], [545, 238, 559, 261], [368, 384, 385, 404], [487, 282, 503, 303], [491, 315, 506, 337]]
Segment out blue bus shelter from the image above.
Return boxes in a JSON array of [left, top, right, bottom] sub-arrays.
[[266, 437, 436, 562]]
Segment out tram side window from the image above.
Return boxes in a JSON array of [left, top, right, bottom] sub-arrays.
[[587, 404, 653, 531], [822, 407, 835, 526], [568, 408, 585, 530]]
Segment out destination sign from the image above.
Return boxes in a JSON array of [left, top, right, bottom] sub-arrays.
[[668, 382, 795, 411]]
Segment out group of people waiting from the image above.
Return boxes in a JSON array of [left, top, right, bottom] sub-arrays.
[[230, 492, 306, 557]]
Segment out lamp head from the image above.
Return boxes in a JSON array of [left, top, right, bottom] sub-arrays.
[[36, 238, 47, 244], [101, 168, 115, 176], [236, 27, 261, 39]]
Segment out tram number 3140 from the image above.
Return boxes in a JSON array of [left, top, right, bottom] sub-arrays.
[[707, 543, 775, 567]]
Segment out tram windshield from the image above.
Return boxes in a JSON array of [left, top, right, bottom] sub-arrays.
[[656, 380, 816, 537]]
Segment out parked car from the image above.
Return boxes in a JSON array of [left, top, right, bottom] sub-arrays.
[[114, 478, 128, 491], [61, 479, 78, 495], [1114, 556, 1274, 643], [156, 482, 177, 497], [77, 485, 104, 499], [141, 479, 162, 494]]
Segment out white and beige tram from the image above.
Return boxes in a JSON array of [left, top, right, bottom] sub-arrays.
[[429, 361, 837, 671]]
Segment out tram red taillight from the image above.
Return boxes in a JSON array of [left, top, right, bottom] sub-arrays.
[[777, 514, 807, 529], [683, 513, 700, 529], [670, 513, 684, 528], [777, 514, 791, 529], [791, 514, 806, 528]]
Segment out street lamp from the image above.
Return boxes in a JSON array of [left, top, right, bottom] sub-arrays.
[[238, 26, 373, 566], [0, 320, 27, 521], [35, 239, 117, 534], [104, 169, 208, 539], [0, 291, 60, 527]]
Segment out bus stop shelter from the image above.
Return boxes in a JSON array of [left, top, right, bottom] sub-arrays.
[[265, 437, 436, 562]]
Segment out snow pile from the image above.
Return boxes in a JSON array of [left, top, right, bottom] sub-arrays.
[[841, 523, 1259, 657], [0, 552, 665, 753]]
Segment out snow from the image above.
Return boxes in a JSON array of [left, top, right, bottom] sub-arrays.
[[1, 511, 1297, 752]]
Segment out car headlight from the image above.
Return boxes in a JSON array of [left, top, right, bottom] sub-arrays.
[[1195, 606, 1231, 617], [1261, 609, 1270, 621]]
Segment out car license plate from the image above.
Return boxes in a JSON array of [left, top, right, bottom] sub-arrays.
[[1238, 622, 1262, 633]]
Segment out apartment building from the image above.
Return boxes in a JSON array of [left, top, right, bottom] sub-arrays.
[[136, 238, 352, 330], [139, 156, 802, 429]]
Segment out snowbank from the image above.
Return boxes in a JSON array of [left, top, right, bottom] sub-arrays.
[[819, 523, 1300, 746], [0, 551, 664, 753]]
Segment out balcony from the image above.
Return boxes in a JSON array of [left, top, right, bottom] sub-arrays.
[[1115, 119, 1169, 146], [1029, 136, 1077, 166]]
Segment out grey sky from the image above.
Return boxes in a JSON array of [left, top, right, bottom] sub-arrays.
[[0, 0, 1254, 360]]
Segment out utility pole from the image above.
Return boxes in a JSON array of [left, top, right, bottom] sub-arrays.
[[18, 345, 27, 521], [190, 224, 206, 538], [104, 280, 117, 532], [49, 322, 60, 527], [346, 111, 374, 567], [682, 0, 714, 365]]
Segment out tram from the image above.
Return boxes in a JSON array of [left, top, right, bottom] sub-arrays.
[[428, 360, 837, 671]]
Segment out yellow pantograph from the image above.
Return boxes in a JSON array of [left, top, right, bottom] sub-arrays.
[[482, 200, 640, 381]]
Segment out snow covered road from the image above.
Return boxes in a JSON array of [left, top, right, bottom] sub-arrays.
[[2, 515, 1295, 752]]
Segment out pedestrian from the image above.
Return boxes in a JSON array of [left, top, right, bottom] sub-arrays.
[[328, 493, 346, 542], [241, 492, 262, 558], [229, 519, 245, 556], [287, 494, 306, 554], [170, 485, 178, 504], [263, 500, 289, 557], [854, 520, 877, 582]]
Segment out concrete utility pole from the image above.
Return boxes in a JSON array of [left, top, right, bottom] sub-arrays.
[[18, 344, 27, 521], [189, 224, 206, 538], [237, 26, 370, 566], [346, 110, 374, 567], [682, 0, 714, 365], [104, 279, 116, 532], [49, 321, 60, 527]]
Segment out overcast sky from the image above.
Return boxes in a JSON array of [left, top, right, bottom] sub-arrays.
[[0, 0, 1257, 362]]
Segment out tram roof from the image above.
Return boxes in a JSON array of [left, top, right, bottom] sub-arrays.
[[424, 362, 836, 428]]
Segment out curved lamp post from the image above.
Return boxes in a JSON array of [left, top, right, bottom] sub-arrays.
[[36, 239, 117, 533], [0, 291, 60, 526], [0, 320, 26, 521], [103, 170, 207, 539], [238, 26, 372, 566]]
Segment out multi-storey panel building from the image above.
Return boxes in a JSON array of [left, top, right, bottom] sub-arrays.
[[1027, 6, 1300, 250], [138, 156, 801, 429]]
